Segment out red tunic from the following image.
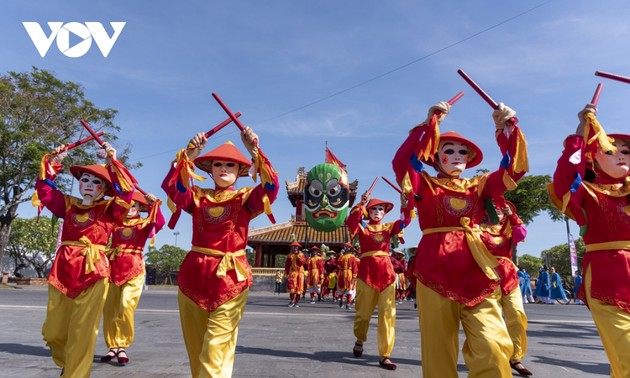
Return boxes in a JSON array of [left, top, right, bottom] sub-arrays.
[[393, 124, 527, 306], [35, 182, 130, 299], [285, 252, 306, 294], [551, 135, 630, 313], [162, 159, 279, 312], [108, 204, 165, 286], [346, 203, 409, 292], [480, 224, 519, 296], [336, 253, 358, 291]]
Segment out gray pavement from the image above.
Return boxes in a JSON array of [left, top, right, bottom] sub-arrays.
[[0, 284, 611, 377]]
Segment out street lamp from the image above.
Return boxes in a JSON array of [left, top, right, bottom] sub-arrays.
[[174, 231, 180, 246]]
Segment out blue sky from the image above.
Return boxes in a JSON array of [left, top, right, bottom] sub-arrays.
[[3, 1, 630, 259]]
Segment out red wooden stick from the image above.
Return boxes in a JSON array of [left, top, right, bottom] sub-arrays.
[[212, 93, 246, 131], [205, 112, 242, 138], [62, 131, 105, 151], [595, 70, 630, 85], [362, 177, 379, 203], [590, 83, 603, 106], [457, 69, 498, 109], [447, 91, 465, 106], [80, 119, 105, 146], [381, 176, 402, 194], [135, 186, 147, 195]]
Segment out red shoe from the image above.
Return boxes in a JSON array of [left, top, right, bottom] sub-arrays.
[[100, 349, 117, 362], [116, 349, 129, 364], [510, 361, 532, 376], [379, 358, 397, 370]]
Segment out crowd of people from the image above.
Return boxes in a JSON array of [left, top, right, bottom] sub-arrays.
[[35, 93, 630, 378]]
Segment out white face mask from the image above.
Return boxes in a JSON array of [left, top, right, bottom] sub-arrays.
[[437, 140, 469, 177], [78, 173, 106, 205], [595, 139, 630, 179], [127, 202, 140, 218], [368, 205, 385, 222], [211, 160, 239, 188]]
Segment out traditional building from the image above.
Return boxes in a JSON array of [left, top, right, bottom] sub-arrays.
[[247, 167, 358, 267]]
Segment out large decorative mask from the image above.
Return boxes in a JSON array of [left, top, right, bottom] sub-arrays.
[[304, 163, 350, 231]]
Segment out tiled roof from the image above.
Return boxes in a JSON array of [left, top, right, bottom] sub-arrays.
[[248, 221, 351, 245]]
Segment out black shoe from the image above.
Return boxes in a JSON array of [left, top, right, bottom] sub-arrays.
[[353, 342, 363, 357], [379, 358, 397, 370]]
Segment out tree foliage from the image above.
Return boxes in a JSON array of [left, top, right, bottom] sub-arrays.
[[145, 244, 187, 284], [5, 216, 58, 278], [516, 254, 542, 278], [0, 67, 138, 267], [503, 175, 564, 225]]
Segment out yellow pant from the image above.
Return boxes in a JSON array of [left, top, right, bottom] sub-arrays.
[[102, 273, 145, 348], [178, 289, 249, 378], [42, 279, 109, 378], [353, 280, 396, 358], [500, 287, 528, 361], [585, 267, 630, 378], [417, 281, 513, 378]]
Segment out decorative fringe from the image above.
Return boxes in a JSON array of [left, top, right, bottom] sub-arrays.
[[584, 113, 615, 162], [511, 129, 529, 174], [110, 159, 137, 193]]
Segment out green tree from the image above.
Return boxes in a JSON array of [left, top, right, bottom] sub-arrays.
[[0, 67, 137, 268], [516, 254, 542, 278], [145, 244, 187, 284], [5, 216, 58, 277]]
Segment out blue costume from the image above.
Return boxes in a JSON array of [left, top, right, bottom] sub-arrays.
[[534, 269, 551, 303], [573, 273, 583, 304], [518, 269, 533, 303], [549, 271, 567, 301]]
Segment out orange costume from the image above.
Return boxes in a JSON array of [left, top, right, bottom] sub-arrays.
[[306, 247, 325, 302], [36, 158, 133, 377], [550, 109, 630, 378], [284, 242, 306, 307], [162, 136, 278, 377], [101, 191, 165, 361], [336, 244, 359, 310], [392, 101, 528, 378]]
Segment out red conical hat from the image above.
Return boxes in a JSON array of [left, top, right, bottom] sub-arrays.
[[130, 191, 150, 212], [194, 141, 252, 177], [427, 131, 483, 169], [69, 164, 114, 196], [290, 241, 302, 249], [366, 198, 394, 214]]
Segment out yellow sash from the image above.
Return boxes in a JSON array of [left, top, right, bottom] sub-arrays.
[[585, 241, 630, 253], [360, 251, 389, 258], [60, 236, 106, 274], [105, 246, 143, 260], [191, 246, 248, 282], [422, 217, 500, 281]]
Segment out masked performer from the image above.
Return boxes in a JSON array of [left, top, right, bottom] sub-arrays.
[[392, 100, 528, 377], [346, 194, 411, 371], [36, 142, 134, 377], [162, 127, 278, 378], [549, 104, 630, 377], [480, 196, 532, 376], [100, 191, 165, 365], [305, 246, 325, 304]]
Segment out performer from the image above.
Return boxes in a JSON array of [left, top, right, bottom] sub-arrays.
[[161, 127, 278, 378], [549, 103, 630, 377], [36, 143, 133, 377], [337, 243, 359, 309], [284, 241, 306, 307], [391, 250, 408, 304], [346, 194, 411, 371], [534, 266, 552, 304], [305, 246, 325, 304], [518, 267, 535, 304], [574, 271, 584, 305], [480, 197, 532, 376], [322, 251, 339, 301], [392, 99, 528, 377], [100, 191, 165, 365], [549, 266, 567, 303]]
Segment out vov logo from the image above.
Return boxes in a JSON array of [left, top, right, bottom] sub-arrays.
[[22, 22, 126, 58]]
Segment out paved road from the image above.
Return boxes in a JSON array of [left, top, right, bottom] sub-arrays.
[[0, 284, 610, 377]]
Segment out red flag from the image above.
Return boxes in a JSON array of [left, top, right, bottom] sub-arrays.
[[325, 147, 347, 170]]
